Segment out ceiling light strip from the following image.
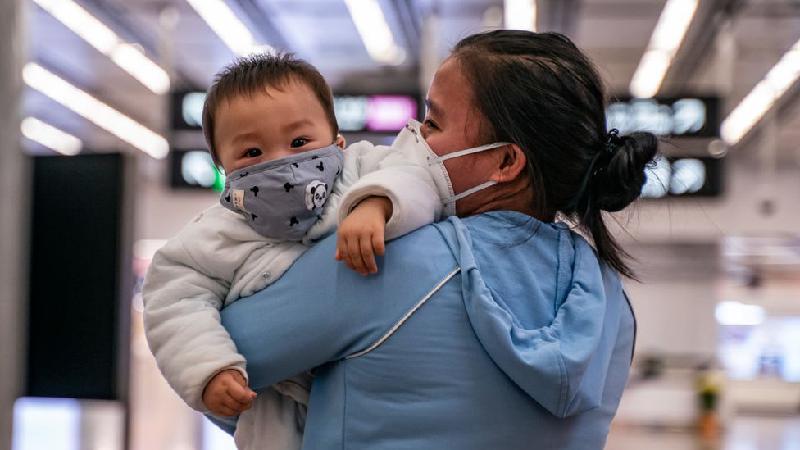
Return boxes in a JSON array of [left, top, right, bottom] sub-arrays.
[[629, 0, 698, 98], [343, 0, 406, 65], [23, 63, 169, 159], [721, 38, 800, 145], [32, 0, 170, 94], [184, 0, 268, 56], [21, 117, 83, 156]]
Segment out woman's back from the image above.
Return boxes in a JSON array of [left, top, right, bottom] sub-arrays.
[[223, 211, 635, 450]]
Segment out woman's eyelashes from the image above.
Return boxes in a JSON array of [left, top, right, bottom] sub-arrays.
[[423, 118, 439, 131], [291, 137, 309, 148]]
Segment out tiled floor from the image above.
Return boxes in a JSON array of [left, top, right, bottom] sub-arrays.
[[606, 416, 800, 450]]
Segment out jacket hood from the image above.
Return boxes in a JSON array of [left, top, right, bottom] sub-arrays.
[[438, 213, 625, 418]]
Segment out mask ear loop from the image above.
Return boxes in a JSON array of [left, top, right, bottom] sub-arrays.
[[433, 142, 512, 205], [446, 180, 499, 204], [432, 142, 512, 164]]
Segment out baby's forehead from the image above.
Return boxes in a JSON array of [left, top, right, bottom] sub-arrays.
[[229, 80, 325, 118], [222, 77, 314, 105]]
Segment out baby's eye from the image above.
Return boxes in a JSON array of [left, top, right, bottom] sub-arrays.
[[245, 148, 262, 158], [291, 138, 309, 148]]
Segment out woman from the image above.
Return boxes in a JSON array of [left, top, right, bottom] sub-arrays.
[[216, 30, 657, 449]]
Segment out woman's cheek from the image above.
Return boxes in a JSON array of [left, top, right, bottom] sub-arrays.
[[424, 134, 449, 158], [442, 158, 474, 194]]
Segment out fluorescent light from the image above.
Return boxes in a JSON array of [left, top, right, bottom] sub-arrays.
[[32, 0, 170, 94], [32, 0, 117, 53], [23, 63, 169, 159], [721, 38, 800, 145], [20, 117, 82, 156], [110, 43, 170, 94], [630, 50, 670, 99], [184, 0, 269, 56], [504, 0, 537, 31], [343, 0, 406, 65], [630, 0, 698, 98]]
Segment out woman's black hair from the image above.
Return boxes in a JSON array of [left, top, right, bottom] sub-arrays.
[[453, 30, 658, 279]]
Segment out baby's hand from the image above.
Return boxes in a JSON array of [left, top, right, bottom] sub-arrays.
[[336, 196, 392, 276], [202, 369, 257, 417]]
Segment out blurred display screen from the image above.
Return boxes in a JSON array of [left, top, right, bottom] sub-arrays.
[[607, 97, 720, 138], [640, 156, 723, 199], [172, 91, 420, 134], [335, 94, 419, 133], [171, 91, 206, 131], [170, 149, 225, 192]]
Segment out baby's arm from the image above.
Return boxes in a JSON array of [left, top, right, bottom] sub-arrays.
[[335, 141, 441, 274], [143, 212, 256, 416]]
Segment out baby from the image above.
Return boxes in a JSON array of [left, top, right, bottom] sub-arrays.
[[142, 53, 441, 450]]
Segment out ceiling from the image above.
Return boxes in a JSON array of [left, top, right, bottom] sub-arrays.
[[21, 0, 800, 163]]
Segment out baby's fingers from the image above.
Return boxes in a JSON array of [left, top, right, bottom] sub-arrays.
[[227, 380, 256, 404], [346, 235, 369, 275], [213, 404, 239, 417], [222, 395, 248, 413], [359, 235, 378, 274], [371, 231, 385, 257], [335, 232, 348, 261]]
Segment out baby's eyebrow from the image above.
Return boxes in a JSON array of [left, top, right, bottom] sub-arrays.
[[282, 119, 314, 133], [231, 131, 259, 146]]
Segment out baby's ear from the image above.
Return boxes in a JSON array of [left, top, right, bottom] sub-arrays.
[[335, 134, 346, 149]]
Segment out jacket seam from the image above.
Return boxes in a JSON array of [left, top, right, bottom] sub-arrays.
[[554, 231, 563, 313], [556, 348, 568, 416], [341, 363, 348, 450], [344, 267, 461, 359]]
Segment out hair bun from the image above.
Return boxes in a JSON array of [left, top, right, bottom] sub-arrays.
[[592, 131, 658, 212]]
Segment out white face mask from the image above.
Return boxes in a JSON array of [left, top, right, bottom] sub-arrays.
[[392, 119, 511, 216]]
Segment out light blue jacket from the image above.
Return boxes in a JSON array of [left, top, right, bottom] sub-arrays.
[[218, 211, 635, 449]]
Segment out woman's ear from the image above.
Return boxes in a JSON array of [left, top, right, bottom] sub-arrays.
[[335, 134, 347, 149], [490, 144, 527, 183]]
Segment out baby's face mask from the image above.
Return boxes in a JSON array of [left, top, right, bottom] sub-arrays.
[[220, 144, 344, 240]]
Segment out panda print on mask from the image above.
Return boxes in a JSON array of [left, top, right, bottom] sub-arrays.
[[305, 180, 329, 210], [220, 144, 344, 241]]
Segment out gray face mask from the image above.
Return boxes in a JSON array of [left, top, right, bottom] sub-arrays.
[[220, 144, 344, 241]]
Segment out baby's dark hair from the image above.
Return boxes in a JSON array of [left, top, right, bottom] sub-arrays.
[[202, 52, 339, 167], [453, 30, 658, 279]]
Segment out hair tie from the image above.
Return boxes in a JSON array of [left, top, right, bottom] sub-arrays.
[[605, 128, 622, 154], [564, 129, 624, 214]]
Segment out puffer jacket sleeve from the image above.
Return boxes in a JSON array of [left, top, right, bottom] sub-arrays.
[[336, 140, 441, 240], [142, 210, 248, 412]]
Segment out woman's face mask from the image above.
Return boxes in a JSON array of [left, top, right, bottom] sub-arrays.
[[392, 119, 511, 217], [220, 144, 343, 240]]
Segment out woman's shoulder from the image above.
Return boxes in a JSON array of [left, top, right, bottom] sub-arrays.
[[435, 210, 624, 300], [433, 211, 569, 261]]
